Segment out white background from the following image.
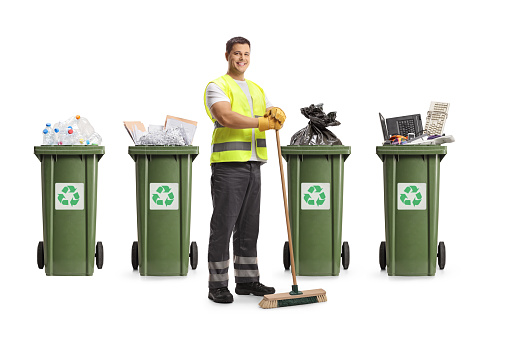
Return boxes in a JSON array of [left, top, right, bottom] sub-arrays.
[[1, 0, 507, 338]]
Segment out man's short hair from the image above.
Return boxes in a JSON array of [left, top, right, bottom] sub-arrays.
[[226, 37, 250, 54]]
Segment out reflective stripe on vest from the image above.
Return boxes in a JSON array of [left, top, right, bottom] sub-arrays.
[[204, 74, 267, 164], [213, 142, 251, 153], [211, 141, 266, 153], [257, 139, 266, 148]]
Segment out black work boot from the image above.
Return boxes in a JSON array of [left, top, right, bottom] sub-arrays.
[[208, 287, 234, 303], [235, 282, 275, 296]]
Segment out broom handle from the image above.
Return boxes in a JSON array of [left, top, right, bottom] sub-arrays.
[[276, 130, 298, 286]]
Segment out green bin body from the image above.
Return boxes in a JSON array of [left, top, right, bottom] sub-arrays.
[[129, 146, 198, 276], [376, 145, 447, 276], [34, 146, 105, 276], [281, 145, 350, 276]]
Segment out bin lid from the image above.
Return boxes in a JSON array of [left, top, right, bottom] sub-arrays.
[[281, 145, 351, 161], [34, 145, 105, 162], [376, 145, 447, 161], [128, 145, 199, 161]]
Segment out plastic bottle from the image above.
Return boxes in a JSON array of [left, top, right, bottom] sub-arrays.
[[54, 128, 64, 145], [63, 116, 79, 132], [70, 126, 83, 143], [60, 129, 70, 145], [42, 124, 55, 145], [63, 128, 78, 145], [76, 115, 95, 139], [53, 121, 64, 133], [86, 132, 102, 145], [54, 127, 74, 145]]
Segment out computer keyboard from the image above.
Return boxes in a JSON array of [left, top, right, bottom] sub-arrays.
[[425, 101, 449, 136], [397, 119, 417, 136]]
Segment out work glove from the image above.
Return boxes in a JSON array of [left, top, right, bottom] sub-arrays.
[[265, 107, 286, 125], [258, 115, 283, 131]]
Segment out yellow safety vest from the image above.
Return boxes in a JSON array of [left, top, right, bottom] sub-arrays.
[[204, 74, 267, 164]]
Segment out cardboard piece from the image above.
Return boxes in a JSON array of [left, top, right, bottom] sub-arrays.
[[123, 121, 147, 144]]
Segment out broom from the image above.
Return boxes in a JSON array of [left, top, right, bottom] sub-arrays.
[[259, 130, 327, 309]]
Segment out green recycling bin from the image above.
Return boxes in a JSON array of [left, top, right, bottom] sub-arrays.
[[281, 145, 351, 276], [34, 146, 105, 276], [129, 146, 199, 276], [376, 145, 447, 276]]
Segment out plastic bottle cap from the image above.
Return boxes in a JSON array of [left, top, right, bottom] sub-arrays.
[[43, 129, 48, 134], [68, 126, 73, 129], [46, 123, 51, 127], [76, 115, 81, 120], [54, 128, 60, 133], [86, 140, 90, 145], [68, 129, 74, 134]]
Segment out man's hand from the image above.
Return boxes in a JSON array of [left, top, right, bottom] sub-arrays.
[[258, 116, 283, 131], [258, 106, 286, 131], [265, 107, 286, 125]]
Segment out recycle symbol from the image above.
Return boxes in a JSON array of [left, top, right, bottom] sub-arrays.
[[152, 185, 174, 206], [400, 185, 422, 206], [303, 185, 326, 206], [57, 185, 80, 206]]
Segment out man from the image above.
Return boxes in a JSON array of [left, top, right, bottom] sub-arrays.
[[204, 37, 286, 303]]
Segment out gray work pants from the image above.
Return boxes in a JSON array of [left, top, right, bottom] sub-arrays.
[[208, 162, 261, 289]]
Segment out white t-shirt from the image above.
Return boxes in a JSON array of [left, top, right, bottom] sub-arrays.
[[206, 80, 273, 162]]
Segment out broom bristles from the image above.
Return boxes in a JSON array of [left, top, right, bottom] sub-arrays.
[[259, 289, 327, 309], [259, 299, 278, 309]]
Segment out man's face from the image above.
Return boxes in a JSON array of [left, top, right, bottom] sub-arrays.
[[226, 43, 250, 75]]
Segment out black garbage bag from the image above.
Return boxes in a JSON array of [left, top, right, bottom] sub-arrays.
[[290, 103, 342, 145]]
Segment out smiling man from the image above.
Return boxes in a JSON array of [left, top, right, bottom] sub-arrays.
[[204, 37, 286, 303]]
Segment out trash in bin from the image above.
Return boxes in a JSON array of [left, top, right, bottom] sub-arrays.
[[124, 116, 197, 146], [290, 103, 342, 145], [389, 135, 408, 145], [41, 115, 102, 146], [35, 145, 105, 275], [379, 101, 455, 146]]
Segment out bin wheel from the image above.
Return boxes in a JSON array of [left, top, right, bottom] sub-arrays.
[[283, 241, 290, 270], [438, 241, 446, 270], [189, 241, 198, 270], [379, 241, 386, 270], [37, 241, 44, 269], [95, 242, 104, 269], [341, 241, 350, 269], [131, 241, 139, 270]]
